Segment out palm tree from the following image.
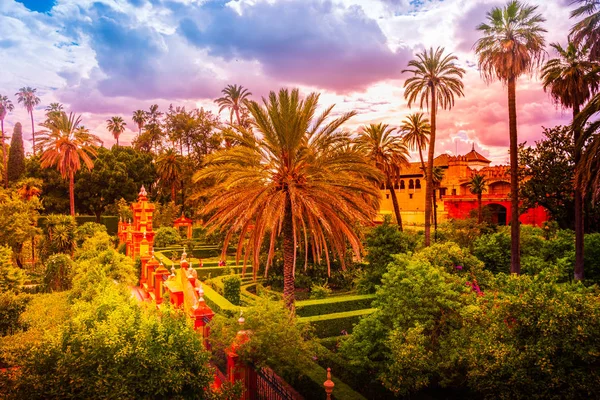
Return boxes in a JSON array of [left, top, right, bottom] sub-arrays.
[[106, 116, 127, 146], [468, 173, 488, 224], [571, 0, 600, 60], [541, 41, 599, 281], [195, 88, 381, 310], [44, 103, 64, 123], [403, 47, 465, 246], [400, 112, 431, 174], [215, 84, 252, 125], [132, 110, 147, 135], [0, 95, 14, 188], [475, 0, 546, 274], [355, 123, 409, 230], [15, 87, 41, 155], [156, 148, 183, 202], [431, 166, 445, 239], [37, 112, 102, 216]]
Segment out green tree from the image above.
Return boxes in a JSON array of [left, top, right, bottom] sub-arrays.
[[43, 103, 63, 124], [0, 188, 41, 267], [400, 112, 430, 173], [355, 123, 409, 230], [0, 246, 25, 292], [15, 87, 41, 155], [475, 0, 546, 274], [215, 84, 252, 126], [403, 47, 465, 247], [106, 115, 127, 147], [132, 109, 147, 135], [195, 88, 381, 309], [541, 41, 599, 281], [37, 112, 102, 216], [40, 214, 77, 259], [43, 254, 74, 292], [23, 156, 70, 214], [467, 173, 488, 223], [156, 148, 183, 202], [0, 95, 14, 188], [7, 123, 25, 183]]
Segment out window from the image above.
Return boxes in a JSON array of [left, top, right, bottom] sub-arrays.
[[394, 181, 399, 189], [452, 188, 456, 196], [409, 179, 414, 189], [439, 188, 447, 199], [409, 193, 413, 199], [386, 194, 390, 199], [400, 180, 405, 190], [415, 179, 421, 189]]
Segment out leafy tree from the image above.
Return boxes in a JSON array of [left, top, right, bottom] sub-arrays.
[[0, 188, 41, 267], [196, 88, 381, 309], [0, 95, 14, 188], [156, 148, 183, 202], [15, 87, 40, 155], [40, 214, 77, 260], [215, 84, 252, 126], [131, 109, 147, 135], [153, 226, 181, 248], [355, 123, 409, 230], [541, 42, 599, 281], [153, 201, 180, 228], [37, 112, 102, 215], [519, 126, 575, 229], [43, 254, 74, 292], [467, 173, 487, 223], [15, 177, 42, 201], [473, 231, 512, 274], [23, 156, 69, 214], [403, 47, 465, 247], [106, 115, 126, 146], [7, 123, 25, 183], [74, 222, 107, 247], [400, 112, 430, 173], [475, 1, 546, 274], [0, 246, 24, 292]]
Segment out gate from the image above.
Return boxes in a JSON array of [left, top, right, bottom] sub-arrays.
[[255, 367, 304, 400]]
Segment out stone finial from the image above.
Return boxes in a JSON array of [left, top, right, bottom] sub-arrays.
[[238, 310, 245, 326], [197, 284, 204, 300], [170, 266, 176, 277], [139, 185, 147, 197], [324, 367, 335, 400]]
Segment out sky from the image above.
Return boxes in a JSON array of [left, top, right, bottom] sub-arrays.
[[0, 0, 577, 164]]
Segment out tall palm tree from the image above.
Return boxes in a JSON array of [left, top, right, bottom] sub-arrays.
[[403, 47, 465, 246], [44, 103, 64, 123], [215, 84, 252, 125], [468, 173, 488, 224], [156, 148, 183, 202], [400, 112, 431, 174], [571, 0, 600, 60], [132, 110, 147, 135], [541, 41, 599, 281], [431, 166, 445, 239], [475, 0, 546, 274], [355, 123, 409, 230], [37, 112, 102, 216], [15, 87, 41, 155], [106, 116, 127, 147], [195, 88, 381, 310], [0, 95, 14, 188]]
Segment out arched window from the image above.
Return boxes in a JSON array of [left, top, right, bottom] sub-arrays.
[[452, 188, 457, 196], [409, 179, 414, 189], [400, 180, 405, 190], [415, 179, 421, 189], [394, 180, 399, 189]]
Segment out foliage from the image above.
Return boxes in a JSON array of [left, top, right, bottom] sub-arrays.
[[437, 218, 490, 250], [40, 214, 76, 260], [153, 201, 181, 229], [74, 231, 114, 260], [222, 274, 242, 306], [0, 291, 31, 337], [209, 297, 313, 377], [74, 222, 107, 247], [1, 285, 216, 400], [7, 123, 25, 183], [584, 233, 600, 283], [0, 188, 41, 265], [43, 254, 74, 292], [153, 226, 182, 247], [23, 156, 70, 214], [300, 308, 375, 338], [359, 216, 418, 293], [0, 246, 24, 292], [295, 295, 375, 317], [309, 282, 331, 299], [413, 241, 487, 279]]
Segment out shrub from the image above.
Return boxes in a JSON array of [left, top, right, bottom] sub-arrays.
[[43, 254, 74, 292], [153, 227, 181, 248], [437, 218, 492, 250], [74, 222, 107, 247], [74, 231, 114, 260], [473, 231, 511, 274], [0, 246, 24, 292], [295, 295, 375, 317], [0, 291, 31, 336], [222, 274, 242, 306], [300, 308, 375, 338], [310, 282, 331, 299], [40, 214, 77, 259], [413, 241, 486, 278], [584, 233, 600, 283]]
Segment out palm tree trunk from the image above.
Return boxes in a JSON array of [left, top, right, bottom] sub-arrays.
[[283, 197, 295, 311], [235, 107, 241, 126], [69, 171, 75, 216], [424, 89, 436, 246], [116, 135, 119, 147], [418, 147, 426, 177], [171, 182, 176, 203], [30, 112, 36, 156], [433, 189, 438, 241], [387, 177, 403, 231], [508, 77, 520, 274], [478, 193, 482, 224], [1, 119, 7, 188], [573, 105, 584, 281]]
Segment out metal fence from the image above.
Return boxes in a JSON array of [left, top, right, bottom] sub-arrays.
[[255, 367, 304, 400]]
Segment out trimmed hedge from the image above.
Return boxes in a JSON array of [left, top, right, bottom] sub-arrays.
[[295, 295, 376, 318], [38, 215, 119, 235], [299, 309, 376, 338], [202, 284, 245, 318], [290, 361, 367, 400]]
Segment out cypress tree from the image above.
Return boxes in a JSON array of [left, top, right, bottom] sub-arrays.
[[7, 122, 25, 183]]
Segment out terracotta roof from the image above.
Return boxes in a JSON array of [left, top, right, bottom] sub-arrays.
[[464, 145, 491, 163], [399, 154, 449, 176]]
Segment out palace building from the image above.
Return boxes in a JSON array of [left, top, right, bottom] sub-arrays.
[[378, 145, 548, 227]]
